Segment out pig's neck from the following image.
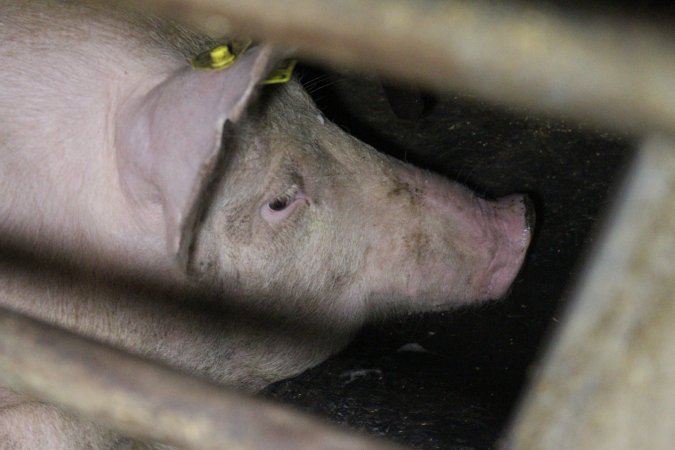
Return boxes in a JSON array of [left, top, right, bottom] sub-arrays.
[[0, 55, 180, 281]]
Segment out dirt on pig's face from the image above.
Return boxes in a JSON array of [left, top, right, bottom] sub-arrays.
[[189, 81, 532, 325]]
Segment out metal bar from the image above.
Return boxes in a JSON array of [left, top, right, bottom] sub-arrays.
[[0, 306, 406, 450], [503, 135, 675, 450], [117, 0, 675, 135]]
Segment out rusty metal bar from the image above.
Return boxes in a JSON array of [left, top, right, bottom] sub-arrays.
[[0, 306, 406, 450], [117, 0, 675, 135], [503, 135, 675, 450]]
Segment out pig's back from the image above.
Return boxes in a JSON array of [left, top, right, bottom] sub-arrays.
[[0, 0, 211, 268]]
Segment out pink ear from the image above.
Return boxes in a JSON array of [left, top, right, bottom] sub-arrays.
[[116, 45, 278, 260]]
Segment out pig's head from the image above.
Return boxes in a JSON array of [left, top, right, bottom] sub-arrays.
[[116, 46, 533, 330]]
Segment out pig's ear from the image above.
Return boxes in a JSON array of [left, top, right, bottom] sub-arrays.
[[116, 45, 278, 265]]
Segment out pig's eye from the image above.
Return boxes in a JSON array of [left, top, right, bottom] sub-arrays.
[[261, 189, 308, 224], [268, 195, 291, 211]]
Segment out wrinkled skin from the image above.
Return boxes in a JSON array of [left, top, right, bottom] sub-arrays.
[[0, 1, 532, 448]]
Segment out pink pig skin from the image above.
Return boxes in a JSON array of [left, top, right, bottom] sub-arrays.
[[0, 1, 533, 448]]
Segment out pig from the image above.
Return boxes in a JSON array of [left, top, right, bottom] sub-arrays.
[[0, 0, 533, 448]]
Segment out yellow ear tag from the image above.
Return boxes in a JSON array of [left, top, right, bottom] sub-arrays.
[[262, 60, 298, 85], [191, 39, 252, 70]]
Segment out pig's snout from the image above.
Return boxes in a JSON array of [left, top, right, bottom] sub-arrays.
[[476, 194, 534, 300], [375, 160, 535, 307]]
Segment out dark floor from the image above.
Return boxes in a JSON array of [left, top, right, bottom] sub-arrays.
[[263, 65, 635, 449]]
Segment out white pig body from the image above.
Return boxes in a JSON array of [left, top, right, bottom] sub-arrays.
[[0, 1, 532, 448]]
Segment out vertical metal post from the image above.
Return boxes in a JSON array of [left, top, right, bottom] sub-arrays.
[[504, 135, 675, 450]]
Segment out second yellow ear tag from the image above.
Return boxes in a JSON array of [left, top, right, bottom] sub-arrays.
[[262, 60, 298, 85]]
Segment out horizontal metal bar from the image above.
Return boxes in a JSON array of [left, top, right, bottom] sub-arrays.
[[0, 306, 406, 450], [118, 0, 675, 135]]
